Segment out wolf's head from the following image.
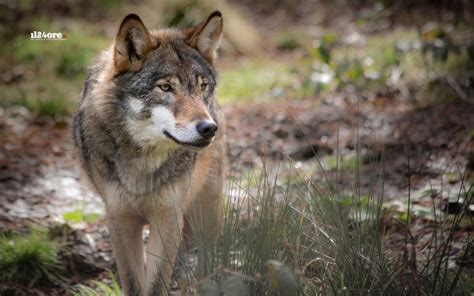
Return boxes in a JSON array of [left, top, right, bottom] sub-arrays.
[[109, 12, 223, 149]]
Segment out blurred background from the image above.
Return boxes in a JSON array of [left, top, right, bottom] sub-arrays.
[[0, 0, 473, 295]]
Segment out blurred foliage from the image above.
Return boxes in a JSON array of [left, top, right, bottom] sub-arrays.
[[0, 0, 121, 35], [324, 154, 360, 171], [221, 22, 472, 105], [0, 17, 108, 116], [291, 25, 473, 103], [163, 0, 204, 28], [218, 61, 293, 103], [1, 0, 471, 115]]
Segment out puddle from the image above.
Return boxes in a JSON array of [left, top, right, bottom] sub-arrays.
[[2, 166, 104, 223]]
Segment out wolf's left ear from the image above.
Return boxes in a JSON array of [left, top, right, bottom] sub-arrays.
[[187, 11, 223, 64], [114, 14, 153, 72]]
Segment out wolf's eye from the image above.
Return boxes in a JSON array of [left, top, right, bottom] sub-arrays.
[[158, 84, 172, 92], [200, 82, 208, 91]]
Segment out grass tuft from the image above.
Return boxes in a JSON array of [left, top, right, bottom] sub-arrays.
[[0, 229, 64, 287]]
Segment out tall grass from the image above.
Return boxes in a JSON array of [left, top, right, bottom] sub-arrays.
[[188, 154, 471, 295]]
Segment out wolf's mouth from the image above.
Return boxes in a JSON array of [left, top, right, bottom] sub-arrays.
[[163, 130, 212, 148]]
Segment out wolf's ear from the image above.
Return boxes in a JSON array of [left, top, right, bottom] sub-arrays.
[[114, 14, 153, 72], [187, 11, 223, 64]]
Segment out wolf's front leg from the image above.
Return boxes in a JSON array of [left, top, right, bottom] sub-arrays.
[[185, 176, 223, 277], [145, 210, 184, 295], [107, 214, 145, 296]]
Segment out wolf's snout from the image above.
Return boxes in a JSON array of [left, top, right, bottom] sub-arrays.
[[196, 120, 218, 139]]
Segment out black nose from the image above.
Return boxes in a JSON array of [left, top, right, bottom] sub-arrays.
[[196, 120, 218, 139]]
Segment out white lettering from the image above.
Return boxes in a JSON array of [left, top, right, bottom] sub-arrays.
[[30, 31, 66, 40]]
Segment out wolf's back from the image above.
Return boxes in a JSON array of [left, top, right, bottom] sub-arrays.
[[72, 49, 120, 185]]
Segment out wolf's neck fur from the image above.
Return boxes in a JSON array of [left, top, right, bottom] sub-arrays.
[[113, 145, 197, 196]]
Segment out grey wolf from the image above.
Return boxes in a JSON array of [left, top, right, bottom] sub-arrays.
[[73, 11, 226, 295]]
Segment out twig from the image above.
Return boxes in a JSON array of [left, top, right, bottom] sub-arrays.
[[406, 227, 421, 295]]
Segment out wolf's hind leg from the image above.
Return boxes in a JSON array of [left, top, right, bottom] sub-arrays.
[[107, 215, 145, 296]]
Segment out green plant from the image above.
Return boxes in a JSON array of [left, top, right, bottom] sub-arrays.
[[0, 229, 65, 287], [63, 209, 102, 224], [71, 271, 122, 296]]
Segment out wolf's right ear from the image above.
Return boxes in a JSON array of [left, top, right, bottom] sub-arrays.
[[114, 14, 153, 73], [186, 11, 223, 64]]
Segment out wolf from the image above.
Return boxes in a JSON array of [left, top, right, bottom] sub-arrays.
[[73, 11, 226, 295]]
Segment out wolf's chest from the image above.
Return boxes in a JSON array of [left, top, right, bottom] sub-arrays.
[[114, 148, 197, 196]]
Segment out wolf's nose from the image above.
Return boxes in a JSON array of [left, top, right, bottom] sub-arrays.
[[196, 120, 218, 139]]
